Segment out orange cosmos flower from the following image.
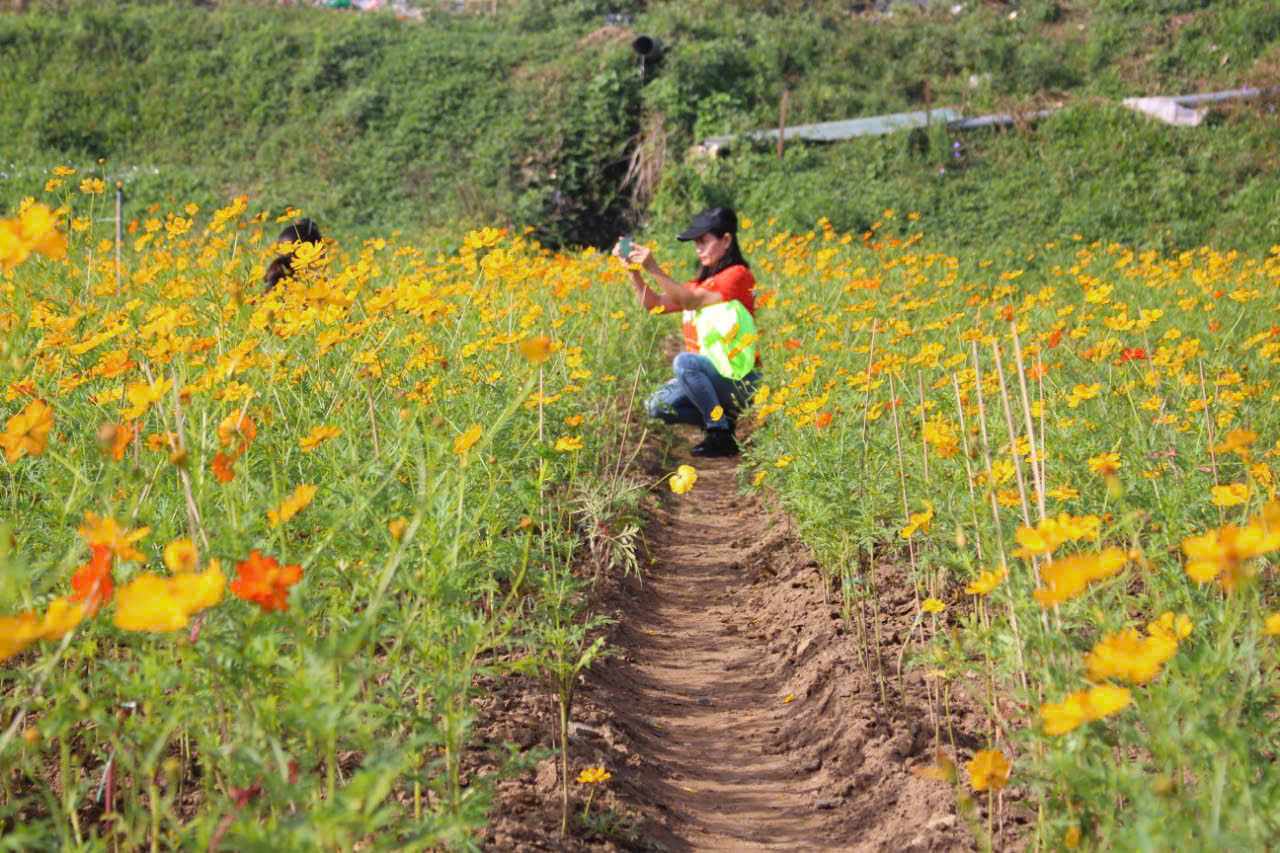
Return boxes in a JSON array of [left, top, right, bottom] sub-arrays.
[[267, 484, 317, 527], [231, 551, 303, 612], [518, 335, 554, 364], [965, 749, 1011, 792], [78, 512, 150, 563], [217, 412, 257, 452], [102, 421, 137, 462], [1, 399, 54, 463], [298, 425, 342, 452], [69, 544, 114, 615]]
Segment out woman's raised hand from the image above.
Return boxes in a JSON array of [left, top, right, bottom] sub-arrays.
[[629, 243, 655, 271], [612, 239, 652, 272]]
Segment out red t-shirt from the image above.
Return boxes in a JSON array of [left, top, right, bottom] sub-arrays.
[[681, 264, 757, 355]]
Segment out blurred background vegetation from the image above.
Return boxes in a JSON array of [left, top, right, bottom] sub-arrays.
[[1, 0, 1278, 252]]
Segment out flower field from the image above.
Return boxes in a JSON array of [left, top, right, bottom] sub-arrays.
[[6, 173, 1280, 849], [0, 178, 664, 848], [743, 215, 1280, 846]]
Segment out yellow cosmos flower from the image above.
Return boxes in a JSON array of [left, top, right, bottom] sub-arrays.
[[1087, 452, 1122, 476], [965, 749, 1010, 792], [669, 464, 697, 494], [453, 424, 483, 456], [900, 501, 934, 539], [1032, 547, 1128, 607], [113, 564, 226, 633], [1210, 483, 1250, 507], [1084, 628, 1179, 685], [299, 425, 342, 452], [1066, 383, 1102, 408], [1146, 611, 1193, 642], [1, 399, 54, 463], [1040, 684, 1131, 735], [121, 378, 173, 419], [1264, 613, 1280, 636], [921, 597, 946, 614], [554, 435, 583, 452], [79, 177, 106, 194], [0, 612, 41, 661], [964, 567, 1006, 596], [36, 597, 86, 642], [1012, 513, 1101, 558], [388, 517, 408, 541], [576, 767, 612, 785], [163, 538, 199, 574], [267, 484, 318, 527], [1182, 520, 1280, 592]]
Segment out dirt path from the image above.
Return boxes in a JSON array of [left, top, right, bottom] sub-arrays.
[[475, 436, 1005, 851], [586, 445, 984, 851]]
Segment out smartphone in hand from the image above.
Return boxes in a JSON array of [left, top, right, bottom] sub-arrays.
[[618, 236, 632, 258]]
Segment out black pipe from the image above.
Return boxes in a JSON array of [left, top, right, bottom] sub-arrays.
[[632, 35, 663, 60]]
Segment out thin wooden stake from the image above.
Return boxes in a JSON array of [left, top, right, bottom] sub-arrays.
[[114, 181, 124, 291], [1010, 324, 1047, 522]]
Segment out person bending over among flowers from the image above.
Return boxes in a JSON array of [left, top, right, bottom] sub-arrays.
[[263, 217, 322, 292], [614, 206, 761, 458]]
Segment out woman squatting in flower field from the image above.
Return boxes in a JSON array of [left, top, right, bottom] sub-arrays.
[[614, 207, 761, 458]]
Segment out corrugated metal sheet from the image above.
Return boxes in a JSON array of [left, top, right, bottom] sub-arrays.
[[698, 86, 1278, 152], [702, 108, 962, 149]]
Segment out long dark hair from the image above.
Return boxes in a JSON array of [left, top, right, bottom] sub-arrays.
[[695, 232, 749, 282], [263, 218, 322, 291]]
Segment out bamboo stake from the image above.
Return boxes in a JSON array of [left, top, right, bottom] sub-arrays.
[[1010, 324, 1047, 522], [950, 372, 983, 562], [970, 343, 1030, 696], [114, 181, 124, 291], [918, 370, 930, 485]]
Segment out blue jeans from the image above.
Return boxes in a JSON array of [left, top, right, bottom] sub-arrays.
[[646, 352, 760, 431]]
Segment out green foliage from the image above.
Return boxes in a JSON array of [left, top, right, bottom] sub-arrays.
[[651, 102, 1280, 254], [4, 0, 1280, 252], [0, 1, 643, 246]]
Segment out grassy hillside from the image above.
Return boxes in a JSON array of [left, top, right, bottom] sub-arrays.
[[2, 0, 1279, 249]]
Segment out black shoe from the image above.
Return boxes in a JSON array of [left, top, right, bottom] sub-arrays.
[[691, 430, 739, 458]]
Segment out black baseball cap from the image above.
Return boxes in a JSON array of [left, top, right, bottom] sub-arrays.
[[677, 207, 737, 241]]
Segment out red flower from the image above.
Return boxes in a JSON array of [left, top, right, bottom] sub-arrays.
[[1119, 347, 1148, 363], [1046, 328, 1064, 349], [69, 544, 114, 614], [815, 411, 833, 430], [231, 550, 302, 612], [211, 451, 237, 483]]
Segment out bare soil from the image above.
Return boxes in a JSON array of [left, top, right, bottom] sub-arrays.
[[474, 431, 1001, 851]]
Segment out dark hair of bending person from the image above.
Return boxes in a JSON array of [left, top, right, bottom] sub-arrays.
[[263, 217, 322, 292]]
